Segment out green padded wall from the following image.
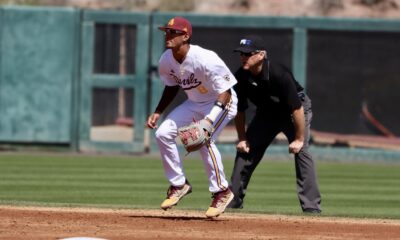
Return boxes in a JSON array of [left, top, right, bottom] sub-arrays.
[[0, 6, 79, 143]]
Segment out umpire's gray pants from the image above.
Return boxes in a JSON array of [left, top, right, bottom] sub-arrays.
[[229, 95, 322, 211]]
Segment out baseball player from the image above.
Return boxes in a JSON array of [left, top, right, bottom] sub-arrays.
[[146, 16, 238, 218], [227, 35, 322, 213]]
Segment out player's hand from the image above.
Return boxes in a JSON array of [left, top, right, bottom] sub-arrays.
[[146, 113, 160, 129], [289, 139, 304, 154], [236, 140, 250, 153]]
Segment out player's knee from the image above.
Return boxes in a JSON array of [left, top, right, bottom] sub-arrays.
[[155, 126, 174, 142], [154, 128, 166, 140]]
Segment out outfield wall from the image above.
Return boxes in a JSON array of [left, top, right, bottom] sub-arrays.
[[0, 6, 79, 144], [0, 6, 399, 160]]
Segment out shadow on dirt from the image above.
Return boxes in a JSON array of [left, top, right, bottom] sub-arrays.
[[127, 215, 228, 221]]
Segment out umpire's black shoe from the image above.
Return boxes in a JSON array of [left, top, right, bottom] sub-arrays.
[[303, 208, 321, 214], [226, 199, 243, 209]]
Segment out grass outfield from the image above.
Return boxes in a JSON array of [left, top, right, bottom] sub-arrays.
[[0, 153, 399, 219]]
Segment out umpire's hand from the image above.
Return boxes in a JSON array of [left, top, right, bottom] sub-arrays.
[[236, 140, 250, 153], [289, 139, 303, 154]]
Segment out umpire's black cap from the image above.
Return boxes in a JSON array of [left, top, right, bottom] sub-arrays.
[[234, 35, 266, 53]]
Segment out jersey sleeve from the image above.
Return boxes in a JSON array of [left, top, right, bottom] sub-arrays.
[[158, 52, 178, 87], [204, 51, 237, 93], [234, 70, 249, 112], [280, 70, 302, 111]]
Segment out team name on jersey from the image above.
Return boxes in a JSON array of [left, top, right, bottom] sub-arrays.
[[169, 70, 201, 90]]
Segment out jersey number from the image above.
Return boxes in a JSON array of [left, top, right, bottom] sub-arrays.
[[197, 85, 208, 94]]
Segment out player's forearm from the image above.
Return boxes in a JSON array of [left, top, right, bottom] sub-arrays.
[[292, 106, 305, 142], [155, 85, 180, 114], [205, 89, 232, 124], [216, 89, 232, 106]]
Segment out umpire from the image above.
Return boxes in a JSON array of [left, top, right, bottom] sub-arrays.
[[227, 35, 322, 213]]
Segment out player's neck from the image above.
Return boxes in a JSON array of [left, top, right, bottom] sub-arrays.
[[172, 44, 190, 64]]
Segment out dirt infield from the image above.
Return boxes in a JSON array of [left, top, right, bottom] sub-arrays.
[[1, 206, 400, 240]]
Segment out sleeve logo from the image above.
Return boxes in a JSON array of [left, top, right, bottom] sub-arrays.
[[223, 74, 231, 81]]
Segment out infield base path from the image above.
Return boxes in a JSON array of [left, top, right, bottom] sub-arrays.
[[1, 206, 399, 240]]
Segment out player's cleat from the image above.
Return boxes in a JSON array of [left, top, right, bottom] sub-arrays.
[[205, 188, 234, 218], [161, 180, 192, 210]]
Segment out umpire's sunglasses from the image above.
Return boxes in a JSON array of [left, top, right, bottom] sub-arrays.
[[240, 50, 261, 57]]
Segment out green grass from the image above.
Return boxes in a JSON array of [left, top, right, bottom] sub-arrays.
[[0, 153, 399, 219]]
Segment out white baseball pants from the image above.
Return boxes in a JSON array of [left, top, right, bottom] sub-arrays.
[[155, 96, 237, 193]]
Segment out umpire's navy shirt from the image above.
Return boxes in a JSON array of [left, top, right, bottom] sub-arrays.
[[234, 59, 304, 118]]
